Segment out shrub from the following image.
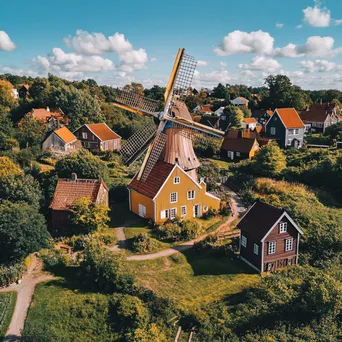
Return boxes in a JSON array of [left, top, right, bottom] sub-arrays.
[[180, 220, 203, 240], [39, 248, 70, 270], [131, 233, 157, 253], [0, 262, 26, 287]]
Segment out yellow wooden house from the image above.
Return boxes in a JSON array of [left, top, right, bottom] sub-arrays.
[[128, 161, 220, 224]]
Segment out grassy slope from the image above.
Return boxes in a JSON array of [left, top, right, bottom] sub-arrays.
[[0, 292, 16, 338], [130, 250, 259, 313]]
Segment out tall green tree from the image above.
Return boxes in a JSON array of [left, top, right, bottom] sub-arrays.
[[17, 116, 47, 147], [223, 106, 244, 129], [212, 83, 227, 99]]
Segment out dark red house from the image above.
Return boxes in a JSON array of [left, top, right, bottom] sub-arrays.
[[49, 173, 109, 232], [237, 200, 303, 272], [73, 123, 121, 151]]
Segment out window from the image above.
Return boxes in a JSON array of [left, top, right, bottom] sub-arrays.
[[287, 139, 292, 146], [241, 235, 247, 247], [287, 259, 292, 266], [84, 141, 89, 148], [267, 263, 273, 271], [181, 206, 186, 216], [270, 127, 276, 135], [268, 241, 276, 254], [187, 190, 195, 200], [227, 151, 234, 159], [174, 176, 180, 184], [161, 210, 169, 219], [279, 222, 287, 233], [104, 142, 109, 150], [253, 243, 259, 255], [170, 208, 176, 219], [114, 140, 118, 149], [236, 152, 241, 157], [294, 128, 299, 135], [82, 132, 88, 139], [203, 206, 208, 211], [288, 129, 294, 134], [170, 192, 178, 203], [285, 238, 293, 252]]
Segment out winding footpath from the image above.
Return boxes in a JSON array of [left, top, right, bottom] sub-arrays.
[[0, 255, 55, 342], [127, 187, 246, 261]]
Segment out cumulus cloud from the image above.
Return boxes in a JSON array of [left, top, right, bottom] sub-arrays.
[[220, 61, 227, 67], [303, 4, 331, 27], [197, 60, 208, 67], [276, 23, 284, 28], [0, 66, 37, 76], [298, 59, 342, 73], [0, 31, 16, 51], [238, 56, 281, 72], [214, 30, 274, 56]]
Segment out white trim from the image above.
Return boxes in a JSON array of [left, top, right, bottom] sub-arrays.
[[174, 176, 180, 184], [181, 205, 187, 216], [205, 192, 220, 201], [268, 241, 276, 254], [285, 237, 294, 252], [253, 243, 259, 255], [261, 212, 304, 242], [153, 198, 156, 222], [261, 241, 264, 272], [240, 256, 261, 273], [170, 192, 178, 203], [296, 233, 300, 264]]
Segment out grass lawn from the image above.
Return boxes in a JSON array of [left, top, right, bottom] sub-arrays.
[[208, 158, 230, 171], [0, 292, 16, 338], [23, 280, 120, 342], [130, 249, 259, 313]]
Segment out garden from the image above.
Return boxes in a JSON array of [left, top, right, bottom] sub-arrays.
[[0, 292, 16, 338]]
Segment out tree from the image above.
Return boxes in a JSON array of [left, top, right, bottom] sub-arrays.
[[253, 142, 286, 177], [55, 149, 109, 181], [212, 83, 227, 99], [123, 82, 144, 96], [17, 116, 47, 147], [0, 112, 15, 147], [0, 80, 17, 108], [223, 106, 244, 129], [144, 85, 165, 101], [0, 156, 21, 181], [70, 197, 110, 234], [0, 201, 50, 262]]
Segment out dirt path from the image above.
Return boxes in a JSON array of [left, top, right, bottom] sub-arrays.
[[0, 255, 55, 342], [127, 187, 246, 261], [108, 226, 128, 252]]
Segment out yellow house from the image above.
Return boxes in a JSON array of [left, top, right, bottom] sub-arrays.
[[128, 161, 220, 224]]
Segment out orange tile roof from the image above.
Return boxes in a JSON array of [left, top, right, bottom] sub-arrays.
[[266, 110, 273, 117], [86, 123, 121, 141], [243, 117, 257, 124], [237, 96, 248, 102], [54, 126, 77, 144], [50, 178, 108, 210], [31, 108, 64, 122], [129, 161, 174, 199], [275, 108, 305, 128]]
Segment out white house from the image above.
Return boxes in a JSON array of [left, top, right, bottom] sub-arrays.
[[42, 126, 81, 153], [214, 107, 225, 116], [242, 117, 258, 130], [231, 97, 249, 107]]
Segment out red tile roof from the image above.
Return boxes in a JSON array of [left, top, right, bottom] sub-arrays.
[[31, 108, 64, 122], [54, 126, 77, 144], [50, 178, 107, 210], [243, 117, 257, 124], [129, 161, 174, 199], [299, 110, 330, 123], [275, 108, 305, 128], [266, 110, 273, 117], [221, 136, 258, 153], [86, 123, 121, 141]]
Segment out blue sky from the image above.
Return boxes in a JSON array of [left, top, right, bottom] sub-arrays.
[[1, 0, 342, 89]]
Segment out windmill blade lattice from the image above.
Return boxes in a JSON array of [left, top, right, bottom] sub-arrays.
[[120, 122, 157, 165]]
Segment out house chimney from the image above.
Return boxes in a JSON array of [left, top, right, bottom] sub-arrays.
[[71, 173, 77, 181], [46, 106, 50, 112]]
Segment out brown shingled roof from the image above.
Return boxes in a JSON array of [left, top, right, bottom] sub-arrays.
[[221, 136, 258, 153], [54, 126, 77, 144], [275, 108, 304, 129], [129, 161, 175, 199], [86, 123, 121, 141], [299, 110, 330, 123], [50, 178, 107, 210], [237, 200, 284, 241]]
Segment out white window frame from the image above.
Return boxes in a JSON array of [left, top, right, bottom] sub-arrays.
[[181, 206, 186, 217], [160, 209, 169, 219], [288, 129, 294, 135], [104, 142, 109, 150], [253, 243, 259, 255], [270, 127, 276, 135], [82, 132, 88, 139], [287, 258, 292, 266], [170, 208, 177, 219], [287, 139, 292, 146], [174, 176, 180, 184], [114, 140, 118, 149], [170, 192, 178, 203], [236, 152, 241, 157], [268, 241, 276, 254], [241, 235, 247, 248], [187, 190, 195, 200], [285, 238, 293, 252], [294, 128, 299, 135], [279, 222, 287, 233]]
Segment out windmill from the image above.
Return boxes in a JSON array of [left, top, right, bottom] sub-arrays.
[[113, 48, 224, 182]]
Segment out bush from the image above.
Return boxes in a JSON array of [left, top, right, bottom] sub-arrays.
[[39, 248, 70, 270], [0, 262, 26, 287], [131, 233, 157, 253], [180, 220, 203, 240]]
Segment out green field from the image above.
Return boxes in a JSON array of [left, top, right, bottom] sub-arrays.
[[130, 250, 259, 312], [0, 292, 16, 338]]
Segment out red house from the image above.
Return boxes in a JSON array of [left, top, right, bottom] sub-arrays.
[[49, 173, 109, 232], [73, 123, 121, 151], [237, 200, 303, 272]]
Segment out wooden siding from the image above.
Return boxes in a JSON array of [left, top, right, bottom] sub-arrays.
[[42, 132, 79, 153], [130, 189, 154, 220], [266, 112, 286, 148], [240, 230, 262, 271], [95, 183, 109, 206]]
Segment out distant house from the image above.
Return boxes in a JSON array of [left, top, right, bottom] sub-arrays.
[[25, 107, 69, 129], [242, 117, 258, 130], [238, 200, 303, 273], [50, 173, 109, 232], [265, 108, 305, 148], [214, 106, 225, 116], [11, 88, 19, 99], [193, 115, 219, 129], [193, 105, 212, 115], [221, 130, 260, 161], [128, 161, 220, 224], [252, 109, 273, 125], [42, 126, 81, 153], [18, 84, 30, 98], [74, 123, 121, 152], [231, 97, 249, 107]]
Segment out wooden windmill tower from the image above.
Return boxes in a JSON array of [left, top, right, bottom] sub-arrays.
[[113, 48, 224, 182]]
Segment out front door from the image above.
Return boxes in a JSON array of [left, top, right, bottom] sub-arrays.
[[193, 204, 201, 218], [138, 204, 146, 218]]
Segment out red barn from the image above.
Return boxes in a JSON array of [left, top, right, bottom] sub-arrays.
[[237, 200, 303, 272]]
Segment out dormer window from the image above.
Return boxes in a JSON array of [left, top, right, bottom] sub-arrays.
[[279, 222, 287, 233]]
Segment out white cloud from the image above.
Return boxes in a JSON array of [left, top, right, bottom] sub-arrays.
[[303, 4, 331, 27], [298, 59, 342, 73], [0, 66, 37, 76], [276, 23, 284, 28], [296, 24, 303, 29], [118, 48, 148, 72], [333, 19, 342, 26], [0, 31, 16, 51], [150, 57, 157, 62], [238, 56, 281, 72], [214, 30, 274, 56], [197, 60, 208, 67], [220, 61, 227, 67]]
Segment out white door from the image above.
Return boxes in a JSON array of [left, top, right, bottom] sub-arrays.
[[227, 151, 234, 160], [193, 204, 201, 218], [138, 204, 146, 218]]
